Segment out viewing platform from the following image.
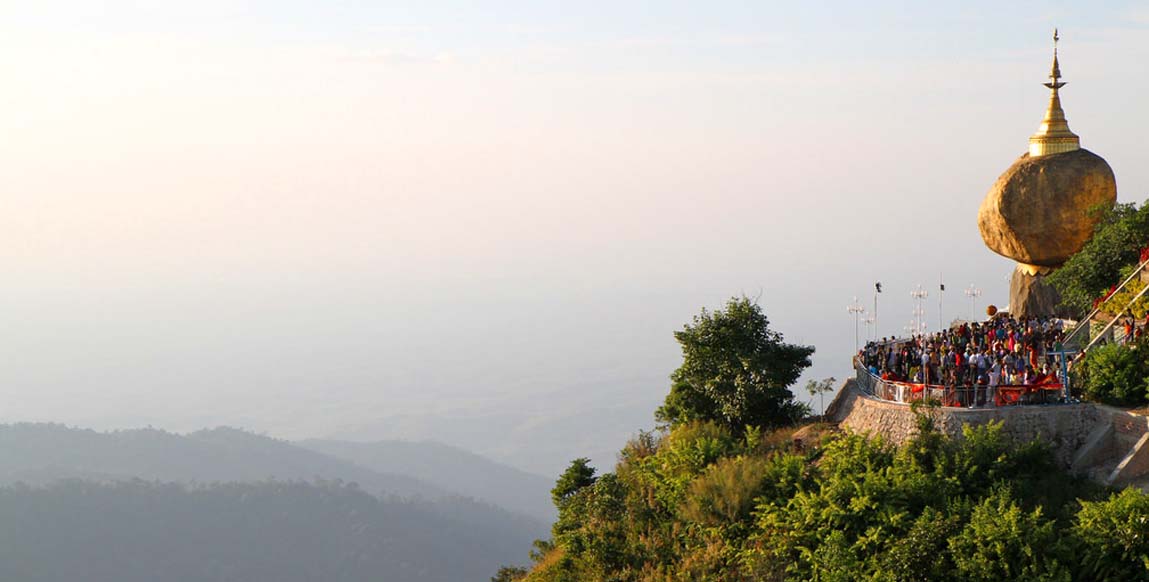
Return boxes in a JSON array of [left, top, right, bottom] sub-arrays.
[[853, 358, 1067, 409]]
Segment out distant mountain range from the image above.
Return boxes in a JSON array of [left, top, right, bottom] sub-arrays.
[[0, 479, 537, 582], [0, 423, 552, 581], [299, 438, 556, 521], [0, 423, 556, 520]]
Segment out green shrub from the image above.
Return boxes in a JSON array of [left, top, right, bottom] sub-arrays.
[[880, 508, 961, 582], [681, 456, 769, 526], [1077, 342, 1149, 406], [948, 488, 1070, 582], [1074, 488, 1149, 581]]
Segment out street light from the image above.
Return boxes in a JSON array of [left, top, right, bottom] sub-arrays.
[[862, 314, 876, 341], [847, 297, 865, 352], [964, 284, 982, 321], [911, 284, 929, 335]]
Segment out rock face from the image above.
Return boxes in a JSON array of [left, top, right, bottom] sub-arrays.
[[1009, 266, 1075, 319], [978, 148, 1116, 271]]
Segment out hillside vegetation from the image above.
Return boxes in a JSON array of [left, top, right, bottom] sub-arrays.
[[521, 416, 1148, 581], [509, 297, 1149, 582]]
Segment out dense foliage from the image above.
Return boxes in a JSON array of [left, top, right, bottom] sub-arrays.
[[519, 417, 1149, 581], [1048, 202, 1149, 315], [656, 297, 814, 430], [0, 479, 538, 582], [1075, 339, 1149, 407]]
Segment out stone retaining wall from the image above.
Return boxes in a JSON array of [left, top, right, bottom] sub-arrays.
[[827, 379, 1127, 469]]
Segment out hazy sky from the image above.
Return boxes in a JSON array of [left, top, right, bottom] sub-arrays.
[[1, 1, 1148, 475]]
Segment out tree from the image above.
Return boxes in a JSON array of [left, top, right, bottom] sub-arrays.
[[551, 458, 596, 508], [1048, 202, 1149, 314], [656, 296, 814, 430], [491, 566, 529, 582], [805, 377, 837, 417]]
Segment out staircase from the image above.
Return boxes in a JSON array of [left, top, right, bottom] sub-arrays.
[[1072, 410, 1149, 487]]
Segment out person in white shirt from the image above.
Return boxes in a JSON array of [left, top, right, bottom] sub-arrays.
[[987, 360, 1000, 408]]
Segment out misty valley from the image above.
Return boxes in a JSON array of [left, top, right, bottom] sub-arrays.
[[0, 424, 549, 581]]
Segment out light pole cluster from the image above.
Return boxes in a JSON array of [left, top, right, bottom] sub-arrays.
[[847, 297, 866, 352], [964, 284, 982, 321], [853, 282, 983, 345], [910, 284, 929, 336]]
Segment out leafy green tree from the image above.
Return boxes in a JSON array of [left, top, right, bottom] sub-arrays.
[[806, 376, 837, 417], [551, 458, 596, 508], [1048, 202, 1149, 314], [656, 296, 814, 430]]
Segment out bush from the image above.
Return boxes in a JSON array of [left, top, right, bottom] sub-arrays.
[[948, 488, 1070, 582], [1074, 488, 1149, 581], [681, 456, 769, 526], [880, 508, 962, 582], [1076, 342, 1149, 406]]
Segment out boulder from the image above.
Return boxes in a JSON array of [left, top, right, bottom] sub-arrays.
[[979, 148, 1116, 271]]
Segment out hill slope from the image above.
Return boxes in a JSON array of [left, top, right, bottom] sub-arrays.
[[0, 479, 539, 582], [301, 438, 556, 521], [0, 423, 447, 499]]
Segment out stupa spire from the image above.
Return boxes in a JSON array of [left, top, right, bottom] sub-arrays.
[[1029, 28, 1080, 157]]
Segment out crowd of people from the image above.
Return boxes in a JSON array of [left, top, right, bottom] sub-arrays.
[[856, 315, 1070, 406]]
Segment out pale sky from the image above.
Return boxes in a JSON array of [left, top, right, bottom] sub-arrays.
[[1, 1, 1148, 475]]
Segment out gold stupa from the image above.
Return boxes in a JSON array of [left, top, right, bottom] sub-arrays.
[[1028, 30, 1080, 157]]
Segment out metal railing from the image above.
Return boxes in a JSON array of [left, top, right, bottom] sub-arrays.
[[854, 359, 1066, 408], [1063, 255, 1149, 351]]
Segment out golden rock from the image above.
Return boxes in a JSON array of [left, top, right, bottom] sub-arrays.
[[978, 149, 1116, 274]]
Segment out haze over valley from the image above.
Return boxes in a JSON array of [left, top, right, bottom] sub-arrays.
[[2, 2, 1149, 580]]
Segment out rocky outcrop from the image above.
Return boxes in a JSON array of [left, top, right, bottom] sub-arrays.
[[1009, 266, 1075, 319], [978, 148, 1116, 271]]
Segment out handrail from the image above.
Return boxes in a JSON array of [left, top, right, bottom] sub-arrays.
[[853, 359, 1064, 408], [1082, 278, 1149, 354], [1062, 255, 1149, 346]]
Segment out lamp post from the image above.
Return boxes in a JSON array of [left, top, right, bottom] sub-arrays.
[[874, 281, 883, 340], [862, 314, 876, 341], [911, 285, 929, 335], [939, 278, 946, 331], [964, 284, 982, 321], [847, 297, 866, 352]]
